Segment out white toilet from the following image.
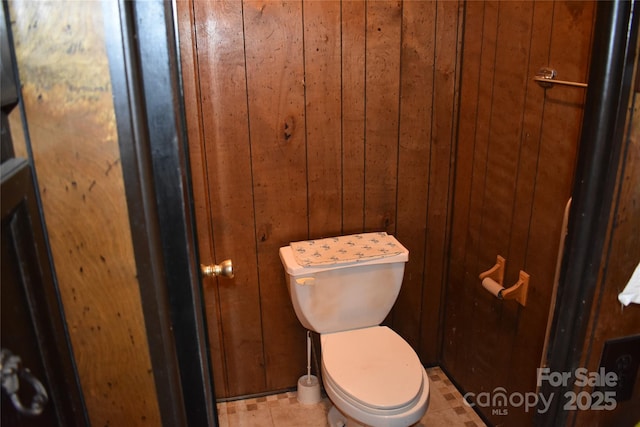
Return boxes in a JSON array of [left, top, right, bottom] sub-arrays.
[[279, 232, 429, 427]]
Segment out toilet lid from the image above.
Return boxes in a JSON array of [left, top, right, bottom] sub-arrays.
[[322, 326, 423, 410]]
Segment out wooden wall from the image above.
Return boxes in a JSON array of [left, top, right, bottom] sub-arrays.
[[570, 83, 640, 426], [444, 1, 595, 424], [178, 0, 462, 398], [8, 2, 161, 425], [7, 0, 617, 424]]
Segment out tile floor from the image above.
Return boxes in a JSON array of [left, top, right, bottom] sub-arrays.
[[216, 367, 486, 427]]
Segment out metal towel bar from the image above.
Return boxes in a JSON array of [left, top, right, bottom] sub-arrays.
[[533, 67, 588, 89]]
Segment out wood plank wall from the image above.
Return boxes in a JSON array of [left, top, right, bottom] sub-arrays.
[[6, 0, 605, 423], [571, 81, 640, 427], [444, 1, 595, 425], [178, 0, 462, 398], [8, 2, 161, 426]]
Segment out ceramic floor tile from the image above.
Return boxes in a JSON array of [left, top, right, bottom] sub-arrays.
[[225, 406, 273, 427], [417, 406, 475, 427], [217, 402, 230, 427], [269, 398, 332, 427], [218, 367, 486, 427]]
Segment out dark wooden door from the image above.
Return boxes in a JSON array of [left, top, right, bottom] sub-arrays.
[[2, 160, 57, 426], [1, 159, 86, 426]]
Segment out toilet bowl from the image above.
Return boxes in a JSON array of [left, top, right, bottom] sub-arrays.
[[321, 326, 430, 427], [279, 233, 430, 427]]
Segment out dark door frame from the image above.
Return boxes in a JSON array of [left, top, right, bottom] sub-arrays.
[[539, 1, 638, 424], [103, 0, 638, 426], [103, 1, 216, 426]]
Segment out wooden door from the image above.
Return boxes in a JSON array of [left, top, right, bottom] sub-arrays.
[[1, 162, 87, 426], [179, 0, 312, 398], [443, 1, 596, 425]]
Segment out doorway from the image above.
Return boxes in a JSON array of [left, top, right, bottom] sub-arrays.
[[104, 1, 636, 426]]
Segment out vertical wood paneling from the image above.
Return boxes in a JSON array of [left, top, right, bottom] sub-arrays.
[[10, 0, 606, 414], [180, 0, 461, 398], [176, 0, 230, 398], [419, 0, 461, 363], [497, 0, 552, 415], [443, 0, 485, 377], [395, 0, 436, 351], [364, 0, 402, 233], [506, 3, 595, 423], [165, 0, 586, 402], [469, 0, 535, 397], [243, 0, 308, 391], [195, 0, 267, 397], [453, 0, 501, 387], [304, 1, 342, 238], [499, 1, 555, 422], [465, 1, 506, 395], [443, 1, 595, 424], [180, 0, 595, 404], [341, 0, 366, 234]]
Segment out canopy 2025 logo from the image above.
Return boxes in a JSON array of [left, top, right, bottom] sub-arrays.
[[463, 368, 618, 416]]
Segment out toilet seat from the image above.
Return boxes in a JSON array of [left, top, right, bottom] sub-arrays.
[[321, 326, 424, 411], [322, 365, 429, 425]]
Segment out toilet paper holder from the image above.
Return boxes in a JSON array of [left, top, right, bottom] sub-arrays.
[[479, 255, 529, 307], [479, 255, 506, 286]]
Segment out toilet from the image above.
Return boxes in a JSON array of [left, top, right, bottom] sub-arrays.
[[279, 232, 429, 427]]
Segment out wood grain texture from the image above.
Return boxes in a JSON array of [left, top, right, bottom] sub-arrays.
[[443, 1, 595, 424], [197, 0, 269, 397], [178, 1, 595, 407], [9, 2, 161, 425], [304, 1, 342, 238], [469, 0, 534, 398], [571, 92, 640, 427], [395, 0, 436, 351], [181, 0, 461, 398], [443, 0, 485, 378], [364, 0, 402, 233], [341, 0, 366, 235], [419, 0, 461, 363], [243, 0, 309, 391], [176, 0, 231, 397], [507, 4, 595, 424], [10, 0, 608, 418], [445, 0, 500, 386]]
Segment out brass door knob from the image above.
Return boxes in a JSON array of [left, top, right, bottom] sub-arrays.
[[201, 259, 234, 279]]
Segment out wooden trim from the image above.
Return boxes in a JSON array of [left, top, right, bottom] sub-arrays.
[[102, 1, 217, 425]]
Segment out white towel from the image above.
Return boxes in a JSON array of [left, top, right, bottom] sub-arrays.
[[290, 232, 403, 267], [618, 262, 640, 306]]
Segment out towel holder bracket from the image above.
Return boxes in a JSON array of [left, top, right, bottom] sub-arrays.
[[534, 67, 588, 89]]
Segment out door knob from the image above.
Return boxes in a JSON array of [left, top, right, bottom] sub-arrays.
[[201, 259, 234, 279]]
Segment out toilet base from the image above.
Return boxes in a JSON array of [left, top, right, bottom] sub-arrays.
[[327, 405, 367, 427]]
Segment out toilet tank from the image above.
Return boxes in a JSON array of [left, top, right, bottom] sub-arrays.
[[279, 234, 409, 334]]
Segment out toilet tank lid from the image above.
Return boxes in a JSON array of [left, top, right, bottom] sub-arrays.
[[280, 233, 408, 276]]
